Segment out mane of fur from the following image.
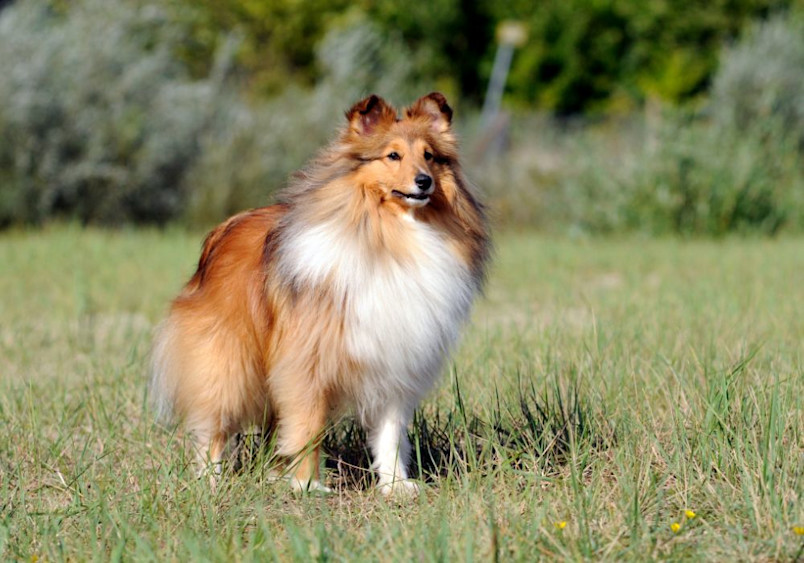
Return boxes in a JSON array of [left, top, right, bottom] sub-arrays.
[[276, 98, 489, 284]]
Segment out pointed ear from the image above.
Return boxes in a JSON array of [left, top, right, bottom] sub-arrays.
[[345, 94, 397, 136], [405, 92, 453, 133]]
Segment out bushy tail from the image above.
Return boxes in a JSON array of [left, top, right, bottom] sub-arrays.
[[149, 319, 177, 424]]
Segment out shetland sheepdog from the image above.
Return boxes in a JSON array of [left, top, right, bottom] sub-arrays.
[[150, 92, 489, 495]]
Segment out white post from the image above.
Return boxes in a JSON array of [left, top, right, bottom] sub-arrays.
[[481, 21, 527, 128], [481, 43, 515, 127]]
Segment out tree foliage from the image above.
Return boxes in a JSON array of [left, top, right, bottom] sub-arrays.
[[0, 0, 802, 229], [169, 0, 796, 113], [492, 0, 794, 114], [169, 0, 350, 94]]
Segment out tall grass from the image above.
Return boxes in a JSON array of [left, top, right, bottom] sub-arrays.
[[1, 227, 802, 560]]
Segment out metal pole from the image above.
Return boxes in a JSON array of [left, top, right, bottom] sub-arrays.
[[481, 42, 515, 127]]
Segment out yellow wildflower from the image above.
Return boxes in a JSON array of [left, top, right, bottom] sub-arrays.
[[554, 521, 567, 530], [670, 522, 681, 533], [793, 526, 804, 536], [685, 510, 697, 520]]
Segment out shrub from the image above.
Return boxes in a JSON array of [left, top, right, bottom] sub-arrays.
[[0, 0, 230, 226], [481, 14, 804, 235], [626, 116, 800, 235], [480, 106, 803, 236], [0, 2, 427, 228], [496, 0, 793, 114], [710, 14, 804, 148]]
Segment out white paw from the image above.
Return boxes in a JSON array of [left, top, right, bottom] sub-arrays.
[[196, 463, 223, 491], [290, 477, 333, 495], [377, 478, 420, 497]]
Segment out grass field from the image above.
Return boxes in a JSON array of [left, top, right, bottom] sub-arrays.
[[1, 226, 802, 561]]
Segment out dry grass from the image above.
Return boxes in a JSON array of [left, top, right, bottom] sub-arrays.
[[1, 226, 802, 560]]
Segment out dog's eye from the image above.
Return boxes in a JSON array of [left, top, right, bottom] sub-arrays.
[[424, 150, 433, 161], [387, 152, 401, 161]]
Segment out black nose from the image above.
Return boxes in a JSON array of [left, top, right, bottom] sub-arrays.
[[415, 173, 432, 191]]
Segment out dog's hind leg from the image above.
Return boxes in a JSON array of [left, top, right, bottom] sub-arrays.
[[193, 430, 228, 489], [274, 392, 332, 494]]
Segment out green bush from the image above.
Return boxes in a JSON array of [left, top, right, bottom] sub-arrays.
[[172, 0, 493, 104], [170, 0, 351, 95], [491, 0, 793, 114], [479, 13, 804, 235], [640, 118, 800, 235], [0, 0, 234, 226], [0, 1, 426, 227], [710, 15, 804, 147], [176, 0, 795, 113], [481, 108, 803, 236], [1, 1, 801, 233]]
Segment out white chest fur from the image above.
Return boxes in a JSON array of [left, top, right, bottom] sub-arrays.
[[277, 216, 476, 404]]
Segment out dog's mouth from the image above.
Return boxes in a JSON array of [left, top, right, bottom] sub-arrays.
[[391, 190, 430, 205]]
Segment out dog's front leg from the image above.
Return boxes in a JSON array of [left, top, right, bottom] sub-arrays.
[[367, 403, 420, 496]]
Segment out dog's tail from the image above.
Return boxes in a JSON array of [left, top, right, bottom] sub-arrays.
[[148, 219, 231, 422], [149, 319, 178, 424]]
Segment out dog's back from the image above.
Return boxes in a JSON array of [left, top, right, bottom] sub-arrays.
[[150, 207, 283, 449]]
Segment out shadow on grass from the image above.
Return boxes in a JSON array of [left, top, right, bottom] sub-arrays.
[[230, 377, 616, 491]]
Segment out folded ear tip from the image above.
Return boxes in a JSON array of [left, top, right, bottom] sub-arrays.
[[362, 94, 381, 113], [431, 92, 453, 121], [407, 92, 453, 126], [346, 94, 379, 116], [427, 91, 447, 104], [346, 94, 395, 135]]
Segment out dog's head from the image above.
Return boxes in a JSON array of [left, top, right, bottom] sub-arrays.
[[342, 93, 459, 211]]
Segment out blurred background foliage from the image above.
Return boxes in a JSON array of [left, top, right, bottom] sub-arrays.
[[0, 0, 802, 234], [169, 0, 793, 111]]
